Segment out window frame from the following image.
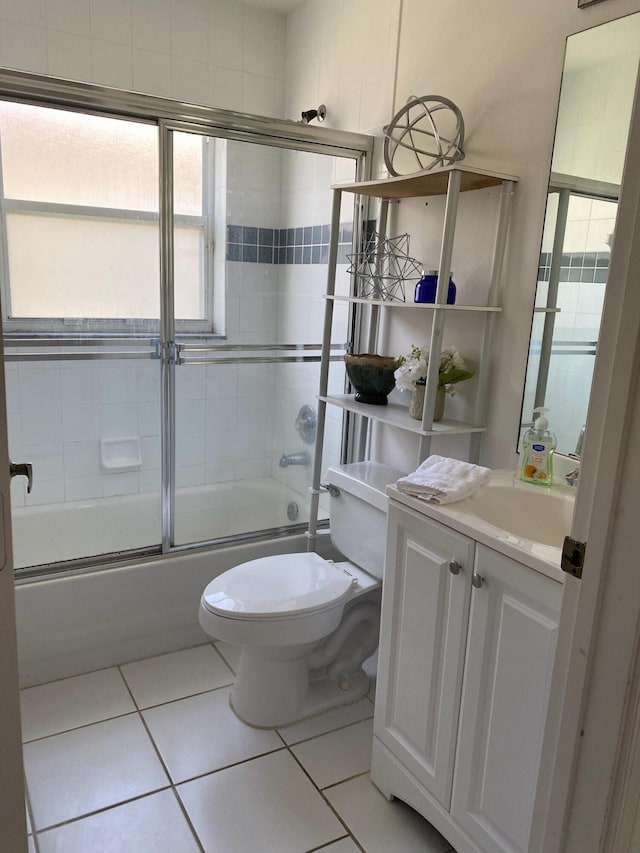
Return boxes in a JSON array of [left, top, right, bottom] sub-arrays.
[[0, 102, 218, 338]]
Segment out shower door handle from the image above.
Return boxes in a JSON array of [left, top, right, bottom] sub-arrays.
[[10, 461, 33, 494]]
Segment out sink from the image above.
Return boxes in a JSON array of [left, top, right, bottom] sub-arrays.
[[453, 478, 575, 549]]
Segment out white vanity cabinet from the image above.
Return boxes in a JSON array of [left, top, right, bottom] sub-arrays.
[[372, 500, 562, 853]]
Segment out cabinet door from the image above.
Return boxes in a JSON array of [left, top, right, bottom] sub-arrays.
[[374, 502, 474, 810], [451, 544, 561, 853]]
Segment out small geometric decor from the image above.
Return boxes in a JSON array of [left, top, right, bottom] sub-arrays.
[[383, 95, 465, 176], [347, 232, 422, 302]]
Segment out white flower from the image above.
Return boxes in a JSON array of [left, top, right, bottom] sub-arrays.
[[394, 359, 426, 390], [395, 344, 472, 392]]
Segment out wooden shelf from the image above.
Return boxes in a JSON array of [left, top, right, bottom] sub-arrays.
[[333, 163, 518, 199], [326, 295, 501, 313], [320, 395, 486, 437]]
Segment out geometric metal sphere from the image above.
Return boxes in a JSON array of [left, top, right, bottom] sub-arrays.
[[383, 95, 465, 176], [347, 232, 423, 303]]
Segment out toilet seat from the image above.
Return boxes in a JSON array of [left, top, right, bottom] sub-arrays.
[[201, 552, 354, 621]]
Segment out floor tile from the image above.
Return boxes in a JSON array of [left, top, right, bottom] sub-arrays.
[[142, 687, 282, 783], [24, 714, 169, 830], [315, 839, 360, 852], [278, 697, 373, 746], [214, 640, 241, 672], [291, 719, 373, 789], [37, 789, 199, 853], [325, 774, 452, 853], [20, 668, 135, 742], [178, 750, 345, 853], [120, 644, 233, 709]]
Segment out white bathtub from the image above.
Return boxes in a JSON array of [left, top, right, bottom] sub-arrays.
[[12, 477, 321, 568], [14, 478, 334, 687]]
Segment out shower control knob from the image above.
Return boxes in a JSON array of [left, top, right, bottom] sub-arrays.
[[448, 559, 461, 575]]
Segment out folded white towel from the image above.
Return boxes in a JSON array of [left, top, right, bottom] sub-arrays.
[[395, 454, 491, 505]]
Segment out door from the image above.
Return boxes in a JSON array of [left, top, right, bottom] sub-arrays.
[[374, 502, 473, 809], [531, 62, 640, 853], [0, 315, 28, 852], [0, 101, 163, 573], [451, 544, 561, 853], [166, 127, 357, 549]]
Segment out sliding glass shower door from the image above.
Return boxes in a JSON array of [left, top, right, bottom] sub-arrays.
[[168, 129, 356, 548], [0, 79, 369, 574], [0, 101, 163, 570]]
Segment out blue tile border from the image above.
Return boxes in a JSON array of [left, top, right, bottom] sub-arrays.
[[226, 220, 376, 264], [538, 250, 610, 285]]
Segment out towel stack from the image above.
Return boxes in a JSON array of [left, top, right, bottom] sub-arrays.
[[395, 454, 491, 505]]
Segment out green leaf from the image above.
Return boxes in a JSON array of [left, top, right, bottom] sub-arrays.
[[438, 367, 475, 387]]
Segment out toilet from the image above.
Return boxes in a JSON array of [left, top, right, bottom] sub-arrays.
[[198, 461, 404, 728]]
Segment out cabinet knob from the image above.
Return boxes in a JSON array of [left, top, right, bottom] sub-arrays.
[[472, 572, 485, 589], [448, 559, 461, 575]]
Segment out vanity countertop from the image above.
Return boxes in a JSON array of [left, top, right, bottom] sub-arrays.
[[387, 469, 574, 583]]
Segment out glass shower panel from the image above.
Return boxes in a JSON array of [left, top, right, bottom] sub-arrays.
[[524, 193, 616, 453], [0, 103, 162, 570], [172, 133, 355, 547]]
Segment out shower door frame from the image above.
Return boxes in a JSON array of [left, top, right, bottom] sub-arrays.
[[158, 118, 371, 553], [0, 70, 373, 576]]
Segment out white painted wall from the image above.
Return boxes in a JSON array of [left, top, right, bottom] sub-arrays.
[[386, 0, 640, 470], [284, 0, 640, 472]]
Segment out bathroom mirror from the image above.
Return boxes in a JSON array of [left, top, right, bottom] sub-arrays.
[[520, 13, 640, 455]]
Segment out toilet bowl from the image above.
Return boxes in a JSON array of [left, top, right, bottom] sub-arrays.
[[199, 461, 404, 728]]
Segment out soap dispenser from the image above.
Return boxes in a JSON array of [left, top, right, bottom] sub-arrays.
[[520, 407, 557, 487]]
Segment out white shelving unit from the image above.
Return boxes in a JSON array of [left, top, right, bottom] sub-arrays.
[[307, 163, 517, 547]]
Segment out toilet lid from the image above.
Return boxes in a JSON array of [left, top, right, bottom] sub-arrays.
[[201, 553, 353, 620]]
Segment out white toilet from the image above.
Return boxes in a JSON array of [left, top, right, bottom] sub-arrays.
[[199, 461, 403, 728]]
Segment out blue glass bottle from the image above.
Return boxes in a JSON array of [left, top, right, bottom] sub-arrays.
[[414, 270, 457, 304]]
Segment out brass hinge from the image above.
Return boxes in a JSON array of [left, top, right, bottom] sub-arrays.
[[562, 536, 586, 580]]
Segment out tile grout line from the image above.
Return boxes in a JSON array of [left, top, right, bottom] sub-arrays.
[[32, 785, 173, 837], [279, 731, 366, 853], [279, 712, 375, 749], [168, 786, 206, 853], [23, 646, 383, 852]]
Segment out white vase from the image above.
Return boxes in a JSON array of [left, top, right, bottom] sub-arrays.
[[409, 385, 445, 421]]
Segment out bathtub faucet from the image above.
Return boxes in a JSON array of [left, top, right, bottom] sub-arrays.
[[279, 451, 311, 468]]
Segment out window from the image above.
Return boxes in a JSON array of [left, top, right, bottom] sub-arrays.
[[0, 101, 215, 334]]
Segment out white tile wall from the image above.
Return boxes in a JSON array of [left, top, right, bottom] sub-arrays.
[[0, 0, 285, 115], [1, 0, 367, 533]]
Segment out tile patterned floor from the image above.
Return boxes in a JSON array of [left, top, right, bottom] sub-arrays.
[[21, 643, 456, 853]]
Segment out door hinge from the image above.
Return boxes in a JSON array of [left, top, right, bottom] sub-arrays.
[[561, 536, 586, 580]]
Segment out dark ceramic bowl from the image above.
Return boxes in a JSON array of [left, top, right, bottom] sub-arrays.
[[345, 353, 399, 405]]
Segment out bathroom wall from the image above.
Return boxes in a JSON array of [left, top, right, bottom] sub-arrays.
[[373, 0, 640, 471], [4, 0, 640, 503], [0, 0, 285, 115], [0, 0, 288, 510], [284, 0, 402, 141], [0, 0, 285, 506], [285, 0, 640, 472], [280, 0, 402, 481]]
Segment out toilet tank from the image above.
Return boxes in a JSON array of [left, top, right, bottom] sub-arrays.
[[326, 461, 405, 579]]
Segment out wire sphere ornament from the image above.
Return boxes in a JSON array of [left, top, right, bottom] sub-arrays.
[[383, 95, 465, 176], [347, 232, 422, 302]]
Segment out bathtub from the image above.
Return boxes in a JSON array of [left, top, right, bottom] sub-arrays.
[[13, 477, 334, 687], [12, 477, 320, 568]]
